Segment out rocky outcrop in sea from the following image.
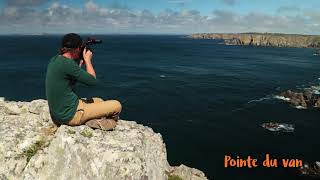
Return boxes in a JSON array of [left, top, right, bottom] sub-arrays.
[[300, 161, 320, 178], [0, 98, 207, 180], [278, 89, 320, 109], [190, 33, 320, 48]]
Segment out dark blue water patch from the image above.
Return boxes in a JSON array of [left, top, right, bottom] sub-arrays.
[[0, 35, 320, 180]]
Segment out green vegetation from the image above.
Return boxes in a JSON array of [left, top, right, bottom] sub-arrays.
[[80, 129, 93, 138], [168, 175, 183, 180], [67, 128, 76, 134], [22, 139, 46, 162], [20, 108, 28, 114]]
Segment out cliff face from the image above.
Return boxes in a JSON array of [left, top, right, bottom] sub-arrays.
[[0, 98, 207, 180], [191, 33, 320, 48]]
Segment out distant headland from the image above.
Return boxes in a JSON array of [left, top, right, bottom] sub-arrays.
[[189, 33, 320, 48]]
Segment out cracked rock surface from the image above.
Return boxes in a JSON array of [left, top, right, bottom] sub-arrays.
[[0, 98, 208, 180]]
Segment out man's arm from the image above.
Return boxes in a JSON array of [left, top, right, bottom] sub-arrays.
[[83, 48, 96, 79], [63, 59, 97, 86]]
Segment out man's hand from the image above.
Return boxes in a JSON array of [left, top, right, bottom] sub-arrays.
[[83, 48, 93, 63], [82, 47, 96, 78]]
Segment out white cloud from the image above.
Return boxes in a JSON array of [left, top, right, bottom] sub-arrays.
[[0, 0, 320, 34], [3, 6, 18, 17], [85, 0, 99, 13]]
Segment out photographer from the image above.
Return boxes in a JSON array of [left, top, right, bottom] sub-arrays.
[[45, 33, 122, 130]]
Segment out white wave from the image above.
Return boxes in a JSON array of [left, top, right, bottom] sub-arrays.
[[274, 95, 290, 101], [295, 106, 307, 109], [247, 97, 271, 104], [235, 95, 286, 112], [231, 97, 270, 112], [310, 85, 320, 90], [231, 107, 246, 112], [307, 85, 320, 94], [313, 90, 320, 95]]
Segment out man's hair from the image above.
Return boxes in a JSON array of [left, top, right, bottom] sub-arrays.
[[59, 33, 83, 55]]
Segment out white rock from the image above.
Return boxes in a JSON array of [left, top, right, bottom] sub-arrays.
[[5, 103, 21, 115], [0, 99, 208, 180], [22, 123, 169, 180], [170, 164, 208, 180], [28, 99, 48, 114], [0, 101, 57, 179]]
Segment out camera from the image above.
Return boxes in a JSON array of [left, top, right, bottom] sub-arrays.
[[78, 37, 103, 62]]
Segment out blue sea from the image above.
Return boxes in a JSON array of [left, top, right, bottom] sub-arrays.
[[1, 35, 320, 180]]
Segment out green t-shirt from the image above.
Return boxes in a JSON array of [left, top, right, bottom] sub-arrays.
[[45, 55, 97, 124]]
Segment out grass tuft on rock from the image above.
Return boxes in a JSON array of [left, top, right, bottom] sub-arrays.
[[80, 129, 93, 138], [23, 139, 46, 162], [67, 128, 76, 134], [168, 174, 183, 180]]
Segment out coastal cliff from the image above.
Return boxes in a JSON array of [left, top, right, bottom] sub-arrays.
[[190, 33, 320, 48], [0, 98, 207, 180]]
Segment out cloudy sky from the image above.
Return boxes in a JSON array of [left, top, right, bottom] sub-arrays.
[[0, 0, 320, 34]]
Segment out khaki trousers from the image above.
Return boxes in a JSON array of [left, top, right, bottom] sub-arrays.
[[68, 97, 122, 126]]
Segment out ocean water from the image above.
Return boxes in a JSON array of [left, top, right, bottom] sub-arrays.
[[1, 35, 320, 180]]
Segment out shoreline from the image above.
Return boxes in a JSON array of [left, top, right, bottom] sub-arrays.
[[189, 33, 320, 48]]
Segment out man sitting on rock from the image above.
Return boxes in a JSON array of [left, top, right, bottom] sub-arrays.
[[45, 33, 122, 130]]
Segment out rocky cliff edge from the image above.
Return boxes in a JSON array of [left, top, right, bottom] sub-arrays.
[[190, 33, 320, 48], [0, 98, 207, 180]]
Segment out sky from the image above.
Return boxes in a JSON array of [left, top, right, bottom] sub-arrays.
[[0, 0, 320, 34]]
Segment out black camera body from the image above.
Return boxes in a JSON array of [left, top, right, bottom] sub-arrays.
[[78, 37, 103, 62]]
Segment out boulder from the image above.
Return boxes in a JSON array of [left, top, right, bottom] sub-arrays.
[[303, 91, 313, 102], [28, 99, 48, 115], [169, 165, 207, 180], [314, 98, 320, 108], [5, 102, 22, 115], [299, 161, 320, 177], [22, 121, 170, 180], [0, 101, 57, 179], [280, 90, 310, 108], [280, 90, 294, 99], [0, 99, 208, 180]]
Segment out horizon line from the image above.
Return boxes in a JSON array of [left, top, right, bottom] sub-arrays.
[[0, 32, 320, 36]]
